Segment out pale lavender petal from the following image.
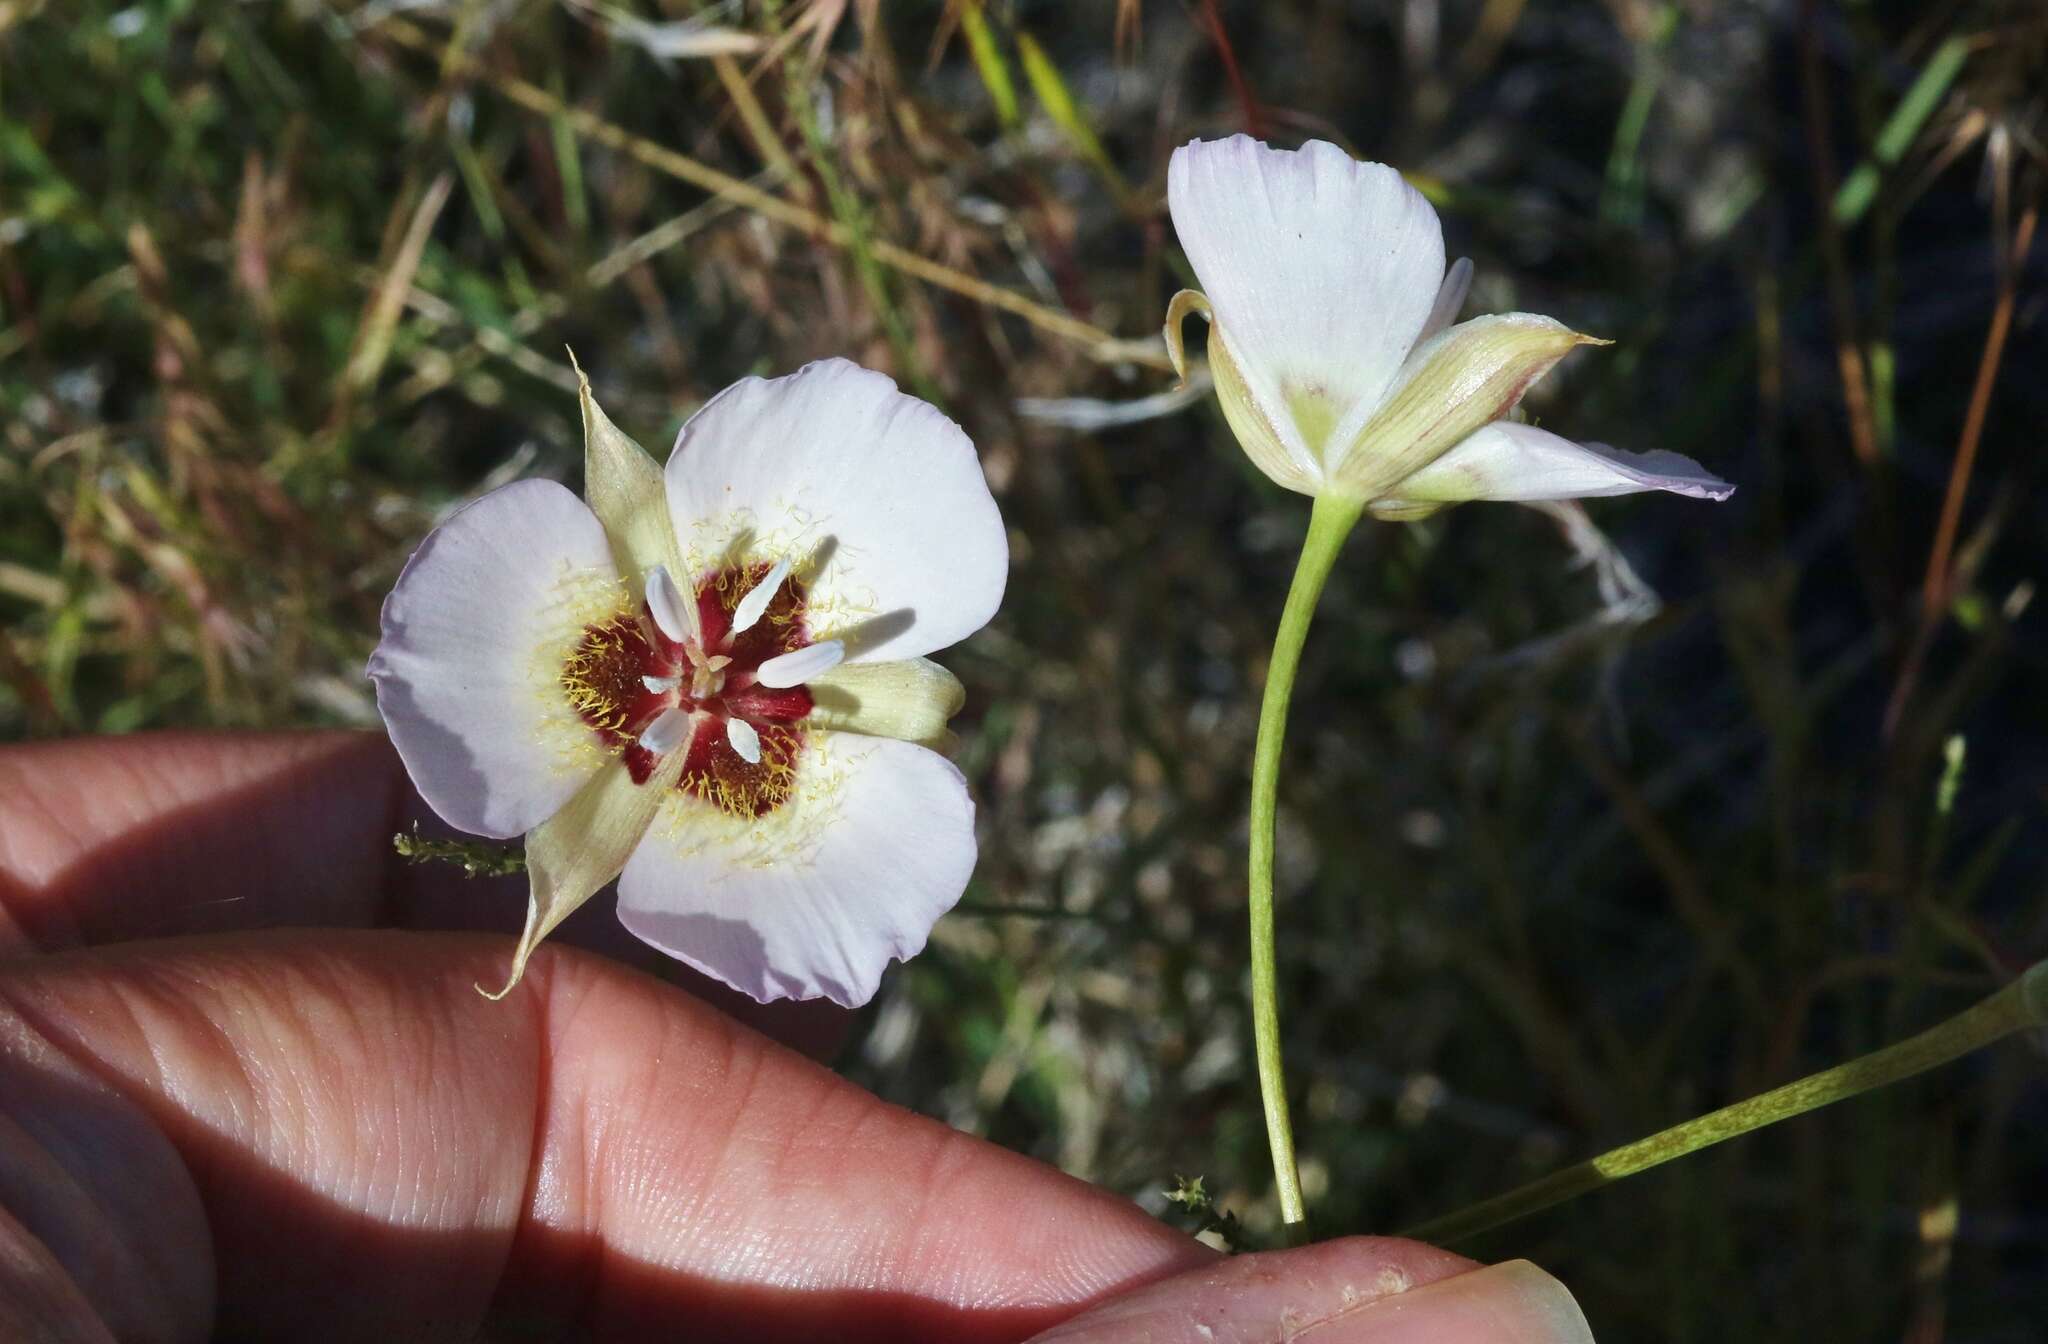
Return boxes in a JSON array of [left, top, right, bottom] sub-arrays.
[[664, 359, 1007, 665], [368, 480, 616, 837], [1385, 420, 1736, 505], [1168, 136, 1445, 472], [616, 735, 976, 1007]]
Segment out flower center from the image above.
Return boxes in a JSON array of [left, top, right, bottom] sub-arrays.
[[560, 560, 829, 817]]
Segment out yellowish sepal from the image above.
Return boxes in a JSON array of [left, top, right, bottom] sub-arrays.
[[569, 351, 694, 636], [1332, 314, 1603, 502], [1209, 330, 1323, 496], [480, 748, 686, 999], [1162, 288, 1211, 390], [805, 657, 965, 752], [1165, 289, 1322, 497], [1366, 499, 1448, 522]]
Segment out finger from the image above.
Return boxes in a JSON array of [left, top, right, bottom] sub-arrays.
[[0, 729, 663, 947], [0, 731, 847, 1055], [0, 731, 404, 949], [0, 931, 1210, 1343], [1025, 1243, 1594, 1344], [0, 730, 550, 947]]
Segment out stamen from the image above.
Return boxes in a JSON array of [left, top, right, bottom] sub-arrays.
[[730, 556, 792, 636], [642, 673, 681, 694], [645, 565, 695, 646], [756, 639, 844, 689], [638, 706, 692, 756], [726, 715, 762, 765]]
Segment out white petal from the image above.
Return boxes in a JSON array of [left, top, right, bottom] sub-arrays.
[[664, 359, 1007, 665], [616, 735, 977, 1006], [1167, 136, 1445, 473], [1417, 256, 1474, 345], [368, 479, 615, 838], [729, 555, 791, 635], [725, 715, 762, 764], [1383, 420, 1736, 505], [756, 639, 845, 688]]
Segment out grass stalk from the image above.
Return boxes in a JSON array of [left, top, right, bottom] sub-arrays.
[[1403, 960, 2048, 1245]]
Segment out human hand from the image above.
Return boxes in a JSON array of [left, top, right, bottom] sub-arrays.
[[0, 732, 1593, 1342]]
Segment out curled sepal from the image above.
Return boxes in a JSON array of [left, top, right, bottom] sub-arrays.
[[805, 657, 966, 751], [480, 745, 686, 999], [1162, 289, 1211, 390], [1331, 313, 1603, 502], [570, 351, 695, 639]]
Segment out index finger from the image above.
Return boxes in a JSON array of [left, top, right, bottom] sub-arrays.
[[0, 731, 846, 1053], [0, 931, 1214, 1341], [0, 731, 408, 951]]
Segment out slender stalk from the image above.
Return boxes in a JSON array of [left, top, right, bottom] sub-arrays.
[[1249, 493, 1366, 1236], [1402, 960, 2048, 1246]]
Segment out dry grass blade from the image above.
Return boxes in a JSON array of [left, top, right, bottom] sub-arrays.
[[345, 171, 455, 393], [1918, 202, 2037, 626], [1885, 201, 2038, 739], [369, 16, 1167, 370]]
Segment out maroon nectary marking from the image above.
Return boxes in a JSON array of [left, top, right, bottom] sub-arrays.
[[620, 741, 658, 786], [560, 563, 819, 811], [677, 716, 807, 817]]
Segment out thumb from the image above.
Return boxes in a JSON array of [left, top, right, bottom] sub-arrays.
[[1025, 1238, 1593, 1344]]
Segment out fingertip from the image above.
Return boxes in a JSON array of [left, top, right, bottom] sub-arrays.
[[1024, 1236, 1510, 1343], [1307, 1258, 1593, 1343]]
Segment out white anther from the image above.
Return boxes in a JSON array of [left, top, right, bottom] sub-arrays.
[[726, 716, 762, 765], [1418, 256, 1474, 345], [642, 674, 681, 694], [644, 565, 695, 645], [755, 639, 845, 689], [730, 556, 792, 636], [637, 707, 691, 756]]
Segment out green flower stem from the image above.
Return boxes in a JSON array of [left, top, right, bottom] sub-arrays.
[[1249, 492, 1367, 1237], [1403, 959, 2048, 1246]]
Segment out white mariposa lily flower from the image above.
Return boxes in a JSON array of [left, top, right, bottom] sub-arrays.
[[1163, 135, 1734, 515], [368, 358, 1007, 1007]]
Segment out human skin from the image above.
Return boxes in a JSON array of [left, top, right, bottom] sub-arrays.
[[0, 732, 1590, 1343]]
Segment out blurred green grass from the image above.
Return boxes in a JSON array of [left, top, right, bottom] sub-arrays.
[[4, 1, 2045, 1339]]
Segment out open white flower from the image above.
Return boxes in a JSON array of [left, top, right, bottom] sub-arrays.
[[1164, 135, 1733, 515], [368, 359, 1007, 1006]]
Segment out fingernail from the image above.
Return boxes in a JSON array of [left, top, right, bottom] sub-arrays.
[[1305, 1260, 1593, 1343]]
